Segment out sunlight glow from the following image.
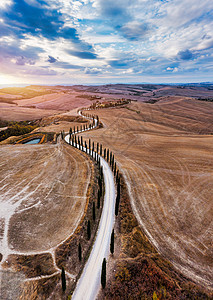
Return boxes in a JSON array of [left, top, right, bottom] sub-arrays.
[[0, 74, 24, 85]]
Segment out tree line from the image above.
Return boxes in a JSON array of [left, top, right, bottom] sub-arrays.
[[61, 109, 121, 292]]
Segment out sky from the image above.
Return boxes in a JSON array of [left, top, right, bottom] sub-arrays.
[[0, 0, 212, 85]]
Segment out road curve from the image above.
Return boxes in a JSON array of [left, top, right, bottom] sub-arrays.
[[64, 112, 116, 300]]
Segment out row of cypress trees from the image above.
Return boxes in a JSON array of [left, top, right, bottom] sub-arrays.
[[61, 109, 121, 292]]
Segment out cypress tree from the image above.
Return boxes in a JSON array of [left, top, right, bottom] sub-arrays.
[[100, 166, 103, 179], [97, 190, 100, 209], [77, 126, 79, 132], [115, 194, 120, 216], [74, 126, 75, 133], [110, 229, 114, 255], [117, 180, 120, 198], [78, 243, 82, 261], [92, 202, 96, 221], [100, 144, 102, 156], [110, 152, 112, 166], [104, 148, 106, 159], [114, 162, 117, 176], [87, 220, 91, 240], [101, 258, 106, 289], [107, 149, 109, 162], [112, 155, 114, 168], [116, 170, 119, 183], [115, 180, 121, 216], [61, 267, 66, 292], [98, 176, 102, 196], [89, 139, 91, 154], [97, 142, 99, 154]]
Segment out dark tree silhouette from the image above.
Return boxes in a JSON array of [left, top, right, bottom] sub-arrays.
[[93, 201, 96, 221], [78, 243, 82, 261], [101, 258, 106, 289], [87, 220, 91, 240], [89, 139, 91, 154], [61, 267, 66, 292], [115, 194, 120, 216], [112, 155, 114, 169], [114, 162, 117, 176], [97, 190, 100, 209], [107, 149, 109, 162], [98, 176, 102, 196], [110, 229, 114, 255]]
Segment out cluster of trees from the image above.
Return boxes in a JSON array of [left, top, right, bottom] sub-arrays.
[[196, 97, 213, 102], [0, 122, 37, 142], [89, 99, 130, 110]]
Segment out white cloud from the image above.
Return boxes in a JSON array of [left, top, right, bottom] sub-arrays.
[[0, 0, 12, 10]]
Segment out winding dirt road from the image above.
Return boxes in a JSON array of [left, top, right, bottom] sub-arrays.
[[64, 112, 116, 300]]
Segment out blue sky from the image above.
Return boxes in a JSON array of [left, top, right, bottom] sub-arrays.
[[0, 0, 212, 85]]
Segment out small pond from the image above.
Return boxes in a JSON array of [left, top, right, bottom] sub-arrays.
[[24, 138, 41, 144]]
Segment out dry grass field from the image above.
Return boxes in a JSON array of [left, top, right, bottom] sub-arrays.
[[80, 96, 213, 289], [0, 142, 91, 255], [0, 84, 212, 297], [0, 140, 99, 298]]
